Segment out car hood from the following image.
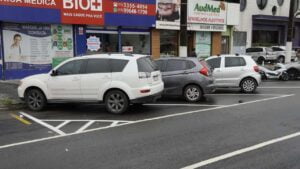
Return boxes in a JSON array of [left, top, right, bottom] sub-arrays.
[[22, 73, 49, 82]]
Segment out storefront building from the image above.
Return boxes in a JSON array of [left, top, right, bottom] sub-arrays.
[[186, 0, 239, 58], [237, 0, 300, 50], [0, 0, 156, 80]]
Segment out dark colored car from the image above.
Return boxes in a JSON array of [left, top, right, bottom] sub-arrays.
[[155, 57, 215, 102]]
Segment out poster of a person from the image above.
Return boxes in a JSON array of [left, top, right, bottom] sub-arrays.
[[8, 34, 25, 62], [156, 0, 180, 22]]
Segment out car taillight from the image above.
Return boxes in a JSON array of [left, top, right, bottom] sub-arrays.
[[200, 67, 209, 76], [254, 66, 259, 72]]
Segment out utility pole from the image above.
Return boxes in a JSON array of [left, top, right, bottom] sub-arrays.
[[179, 0, 188, 57], [286, 0, 295, 63]]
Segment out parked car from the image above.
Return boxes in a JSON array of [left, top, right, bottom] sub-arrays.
[[259, 63, 289, 81], [154, 57, 214, 102], [246, 47, 277, 64], [206, 55, 261, 93], [18, 54, 164, 114], [271, 46, 297, 63], [284, 61, 300, 80]]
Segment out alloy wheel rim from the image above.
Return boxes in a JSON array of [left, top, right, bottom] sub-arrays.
[[28, 91, 42, 109], [186, 88, 200, 101], [243, 80, 255, 92], [108, 93, 125, 112]]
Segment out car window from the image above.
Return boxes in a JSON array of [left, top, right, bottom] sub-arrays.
[[137, 57, 156, 73], [272, 47, 284, 51], [246, 48, 252, 53], [57, 60, 84, 75], [225, 57, 246, 67], [154, 60, 165, 71], [186, 60, 196, 69], [85, 59, 110, 73], [165, 60, 187, 72], [110, 59, 129, 72], [206, 58, 221, 69]]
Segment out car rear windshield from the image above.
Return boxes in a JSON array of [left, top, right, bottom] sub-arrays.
[[137, 57, 157, 72]]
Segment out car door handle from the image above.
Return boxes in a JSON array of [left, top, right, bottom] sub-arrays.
[[183, 71, 189, 74]]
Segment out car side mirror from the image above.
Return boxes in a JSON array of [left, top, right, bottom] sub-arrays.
[[51, 70, 58, 76]]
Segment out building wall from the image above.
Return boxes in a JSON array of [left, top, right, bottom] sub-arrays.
[[236, 0, 292, 47], [151, 29, 160, 60], [212, 32, 222, 55]]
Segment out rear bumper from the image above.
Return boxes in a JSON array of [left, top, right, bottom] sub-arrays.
[[131, 91, 162, 103], [203, 84, 216, 94]]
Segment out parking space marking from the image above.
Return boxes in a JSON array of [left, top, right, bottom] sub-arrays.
[[181, 131, 300, 169], [20, 112, 66, 136], [10, 113, 31, 125], [207, 93, 284, 96], [258, 86, 300, 89], [0, 94, 294, 150], [75, 121, 95, 133], [55, 120, 71, 130], [145, 104, 225, 107]]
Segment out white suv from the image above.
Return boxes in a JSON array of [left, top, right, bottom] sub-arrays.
[[18, 54, 164, 114], [206, 55, 261, 93]]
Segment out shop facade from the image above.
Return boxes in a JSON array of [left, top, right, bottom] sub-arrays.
[[0, 0, 156, 80]]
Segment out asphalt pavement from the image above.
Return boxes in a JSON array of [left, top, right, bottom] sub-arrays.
[[0, 81, 300, 169]]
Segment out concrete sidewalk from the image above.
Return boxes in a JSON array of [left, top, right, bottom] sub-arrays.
[[0, 80, 24, 109]]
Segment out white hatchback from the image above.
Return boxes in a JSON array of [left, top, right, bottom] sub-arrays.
[[206, 55, 261, 93], [18, 54, 164, 114]]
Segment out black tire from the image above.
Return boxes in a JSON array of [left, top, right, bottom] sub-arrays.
[[277, 56, 285, 63], [280, 72, 289, 81], [104, 90, 129, 114], [183, 85, 203, 102], [257, 57, 265, 65], [287, 69, 299, 80], [25, 88, 47, 111], [240, 78, 257, 93]]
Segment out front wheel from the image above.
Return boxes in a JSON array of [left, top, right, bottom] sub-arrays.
[[104, 90, 129, 114], [287, 69, 299, 80], [277, 56, 285, 63], [25, 89, 47, 111], [240, 78, 257, 93], [184, 85, 203, 102], [280, 72, 289, 81]]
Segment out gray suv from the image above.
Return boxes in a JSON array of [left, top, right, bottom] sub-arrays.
[[155, 58, 215, 102]]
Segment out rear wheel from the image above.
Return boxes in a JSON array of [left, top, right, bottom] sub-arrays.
[[280, 72, 289, 81], [240, 78, 257, 93], [277, 56, 285, 63], [184, 85, 203, 102], [25, 88, 47, 111], [257, 57, 265, 65], [104, 90, 129, 114], [287, 69, 299, 80]]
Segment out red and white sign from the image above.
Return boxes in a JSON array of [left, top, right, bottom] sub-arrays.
[[122, 46, 133, 53]]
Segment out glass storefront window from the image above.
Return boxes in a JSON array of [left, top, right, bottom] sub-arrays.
[[160, 30, 178, 57], [121, 32, 150, 54], [86, 31, 118, 54]]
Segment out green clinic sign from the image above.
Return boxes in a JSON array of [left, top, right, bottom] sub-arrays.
[[187, 0, 227, 25]]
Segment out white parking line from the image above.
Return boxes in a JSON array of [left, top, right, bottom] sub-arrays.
[[181, 131, 300, 169], [20, 112, 66, 136], [41, 119, 132, 123], [0, 94, 293, 150], [55, 120, 71, 130], [75, 121, 95, 133], [206, 93, 283, 96], [258, 86, 300, 89], [145, 104, 225, 107]]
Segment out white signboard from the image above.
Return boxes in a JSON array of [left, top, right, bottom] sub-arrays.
[[122, 46, 134, 52], [156, 0, 181, 30], [187, 23, 226, 32], [187, 0, 227, 25]]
